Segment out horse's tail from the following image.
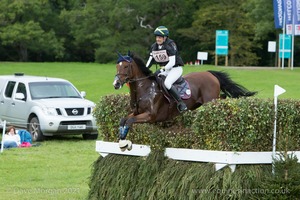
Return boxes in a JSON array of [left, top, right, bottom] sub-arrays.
[[208, 70, 257, 98]]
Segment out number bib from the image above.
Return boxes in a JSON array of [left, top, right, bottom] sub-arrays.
[[152, 50, 169, 63]]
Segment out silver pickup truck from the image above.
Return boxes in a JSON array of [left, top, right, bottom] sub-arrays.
[[0, 73, 98, 141]]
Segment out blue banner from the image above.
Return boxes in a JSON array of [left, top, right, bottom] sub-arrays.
[[273, 0, 284, 29], [294, 0, 300, 35], [285, 0, 293, 34]]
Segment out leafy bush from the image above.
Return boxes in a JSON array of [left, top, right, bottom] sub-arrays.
[[93, 94, 131, 141], [193, 98, 274, 151], [93, 95, 300, 151]]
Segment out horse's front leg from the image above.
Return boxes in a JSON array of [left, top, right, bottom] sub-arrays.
[[118, 112, 152, 150], [119, 114, 135, 140]]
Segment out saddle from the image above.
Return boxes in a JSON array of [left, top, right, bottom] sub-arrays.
[[156, 75, 191, 100]]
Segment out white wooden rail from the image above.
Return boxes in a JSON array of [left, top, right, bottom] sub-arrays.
[[95, 141, 300, 172], [95, 141, 151, 157]]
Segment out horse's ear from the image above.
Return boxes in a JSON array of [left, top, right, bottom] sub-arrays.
[[116, 51, 132, 63], [127, 50, 131, 57], [116, 51, 123, 58], [116, 51, 123, 63]]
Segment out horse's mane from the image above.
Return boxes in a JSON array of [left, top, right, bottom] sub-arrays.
[[130, 52, 153, 76]]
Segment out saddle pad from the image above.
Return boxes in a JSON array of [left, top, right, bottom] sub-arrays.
[[175, 80, 191, 100]]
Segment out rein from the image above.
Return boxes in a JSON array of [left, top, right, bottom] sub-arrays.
[[128, 76, 153, 83]]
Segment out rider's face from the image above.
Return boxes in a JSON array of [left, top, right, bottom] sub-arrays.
[[156, 36, 165, 45]]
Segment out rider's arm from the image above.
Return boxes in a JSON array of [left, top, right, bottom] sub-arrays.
[[164, 55, 176, 70], [146, 54, 153, 68]]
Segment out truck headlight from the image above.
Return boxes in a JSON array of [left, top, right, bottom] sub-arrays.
[[42, 107, 57, 116], [87, 106, 95, 115]]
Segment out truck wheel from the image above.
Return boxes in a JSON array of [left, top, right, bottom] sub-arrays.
[[29, 117, 44, 141]]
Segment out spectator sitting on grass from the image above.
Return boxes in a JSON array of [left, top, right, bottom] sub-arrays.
[[2, 126, 20, 148]]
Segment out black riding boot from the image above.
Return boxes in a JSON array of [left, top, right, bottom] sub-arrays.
[[168, 86, 188, 112]]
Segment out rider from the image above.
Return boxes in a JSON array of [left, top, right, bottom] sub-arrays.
[[146, 25, 187, 112]]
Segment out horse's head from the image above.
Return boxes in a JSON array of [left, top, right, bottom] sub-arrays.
[[113, 52, 133, 89], [113, 51, 153, 89]]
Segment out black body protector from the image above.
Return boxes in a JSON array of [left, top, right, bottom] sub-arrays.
[[148, 38, 184, 67]]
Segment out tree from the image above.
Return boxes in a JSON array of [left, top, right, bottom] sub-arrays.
[[0, 0, 295, 65], [0, 0, 64, 61], [179, 0, 261, 66], [61, 0, 192, 63]]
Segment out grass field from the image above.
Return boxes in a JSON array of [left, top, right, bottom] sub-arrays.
[[0, 62, 299, 200], [0, 62, 299, 102]]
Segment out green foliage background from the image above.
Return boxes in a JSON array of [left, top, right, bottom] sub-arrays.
[[0, 0, 295, 66]]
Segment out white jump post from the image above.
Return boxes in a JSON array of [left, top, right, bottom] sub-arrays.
[[272, 85, 286, 174], [1, 120, 6, 153]]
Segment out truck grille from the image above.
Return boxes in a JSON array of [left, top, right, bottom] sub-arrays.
[[65, 108, 84, 116], [60, 121, 90, 125]]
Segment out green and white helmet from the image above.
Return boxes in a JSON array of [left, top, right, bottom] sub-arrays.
[[154, 26, 169, 37]]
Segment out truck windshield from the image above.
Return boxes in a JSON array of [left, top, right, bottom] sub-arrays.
[[29, 81, 82, 100]]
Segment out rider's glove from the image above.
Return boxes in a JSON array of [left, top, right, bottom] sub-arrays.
[[154, 69, 164, 76], [154, 69, 161, 76]]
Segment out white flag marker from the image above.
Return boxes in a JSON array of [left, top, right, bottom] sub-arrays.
[[274, 85, 286, 97], [272, 85, 286, 174]]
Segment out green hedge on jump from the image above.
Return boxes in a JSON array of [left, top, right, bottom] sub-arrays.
[[88, 94, 300, 199], [93, 94, 300, 151]]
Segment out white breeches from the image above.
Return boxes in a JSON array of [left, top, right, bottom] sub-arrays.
[[164, 66, 183, 90]]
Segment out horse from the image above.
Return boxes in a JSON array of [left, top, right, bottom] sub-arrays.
[[113, 52, 257, 150]]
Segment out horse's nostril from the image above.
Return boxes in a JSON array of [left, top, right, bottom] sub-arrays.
[[114, 82, 121, 89], [113, 79, 120, 86]]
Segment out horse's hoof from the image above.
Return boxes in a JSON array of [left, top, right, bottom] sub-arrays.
[[127, 140, 132, 151], [119, 140, 132, 151], [120, 146, 127, 152], [119, 140, 128, 148]]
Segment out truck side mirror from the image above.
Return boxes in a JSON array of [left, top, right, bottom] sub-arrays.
[[15, 93, 25, 101], [80, 91, 86, 98]]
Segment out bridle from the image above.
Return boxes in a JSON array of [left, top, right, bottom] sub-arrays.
[[114, 60, 153, 85], [114, 61, 132, 85]]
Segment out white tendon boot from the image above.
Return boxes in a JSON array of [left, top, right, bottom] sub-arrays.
[[119, 140, 132, 151]]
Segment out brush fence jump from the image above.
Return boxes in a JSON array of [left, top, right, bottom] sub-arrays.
[[95, 141, 300, 172]]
